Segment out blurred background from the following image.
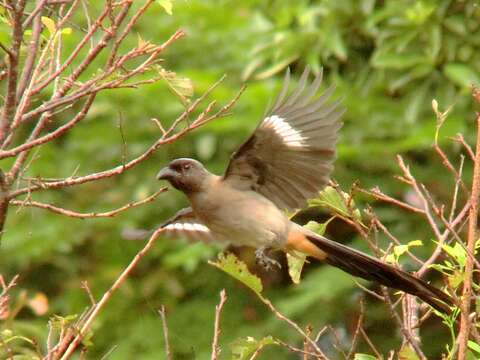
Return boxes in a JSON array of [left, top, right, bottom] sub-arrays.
[[3, 0, 479, 358]]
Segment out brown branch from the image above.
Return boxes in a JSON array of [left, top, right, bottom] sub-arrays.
[[22, 0, 48, 28], [211, 289, 227, 360], [57, 227, 166, 360], [0, 171, 9, 242], [11, 188, 167, 218], [274, 338, 321, 359], [359, 327, 382, 359], [452, 134, 475, 162], [0, 95, 96, 159], [9, 79, 244, 198], [106, 0, 155, 68], [158, 306, 172, 360], [0, 0, 26, 144], [260, 297, 328, 359], [346, 299, 365, 359], [2, 1, 79, 149], [457, 111, 480, 359], [30, 0, 106, 97], [17, 0, 43, 100], [381, 287, 427, 360], [21, 29, 185, 125], [359, 187, 425, 214]]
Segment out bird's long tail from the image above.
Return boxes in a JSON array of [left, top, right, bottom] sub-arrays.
[[286, 227, 455, 314]]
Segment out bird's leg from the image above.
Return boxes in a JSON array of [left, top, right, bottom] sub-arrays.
[[255, 246, 281, 270]]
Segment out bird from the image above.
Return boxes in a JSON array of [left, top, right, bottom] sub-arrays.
[[155, 67, 455, 314]]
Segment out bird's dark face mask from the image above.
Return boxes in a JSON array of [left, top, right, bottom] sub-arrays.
[[157, 158, 208, 193]]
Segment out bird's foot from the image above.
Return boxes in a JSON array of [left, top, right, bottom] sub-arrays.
[[255, 247, 281, 270]]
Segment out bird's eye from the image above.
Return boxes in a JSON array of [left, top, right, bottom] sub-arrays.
[[183, 164, 191, 171]]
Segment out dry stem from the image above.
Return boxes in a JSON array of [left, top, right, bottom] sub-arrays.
[[457, 111, 480, 359]]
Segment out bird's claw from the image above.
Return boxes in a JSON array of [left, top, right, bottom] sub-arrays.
[[255, 247, 281, 270]]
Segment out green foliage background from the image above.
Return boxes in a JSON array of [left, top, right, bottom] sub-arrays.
[[3, 0, 479, 358]]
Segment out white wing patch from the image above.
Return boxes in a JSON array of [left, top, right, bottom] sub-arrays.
[[165, 222, 210, 232], [263, 115, 305, 147], [163, 221, 213, 243]]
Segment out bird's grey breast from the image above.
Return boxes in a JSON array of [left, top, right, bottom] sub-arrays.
[[189, 182, 289, 247]]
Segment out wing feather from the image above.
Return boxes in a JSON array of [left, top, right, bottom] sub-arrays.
[[223, 67, 343, 210], [161, 207, 215, 243]]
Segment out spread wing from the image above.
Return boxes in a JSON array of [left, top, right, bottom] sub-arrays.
[[161, 207, 215, 243], [223, 67, 344, 210]]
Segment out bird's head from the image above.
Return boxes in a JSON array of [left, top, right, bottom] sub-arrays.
[[156, 158, 210, 193]]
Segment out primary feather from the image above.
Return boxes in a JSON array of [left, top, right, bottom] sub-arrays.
[[224, 67, 344, 210]]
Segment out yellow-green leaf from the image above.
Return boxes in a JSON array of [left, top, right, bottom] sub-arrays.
[[444, 63, 480, 88], [231, 336, 277, 359], [157, 0, 173, 15], [61, 27, 72, 35], [41, 16, 56, 35], [354, 354, 377, 360], [286, 250, 306, 284], [209, 253, 263, 296], [398, 345, 421, 360], [286, 219, 332, 283], [309, 187, 361, 221], [469, 341, 480, 355], [304, 219, 333, 236], [159, 68, 194, 105]]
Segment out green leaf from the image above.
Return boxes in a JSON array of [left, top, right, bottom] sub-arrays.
[[309, 187, 361, 222], [394, 244, 409, 257], [309, 186, 349, 217], [158, 67, 194, 105], [231, 336, 277, 359], [371, 52, 428, 70], [385, 253, 396, 264], [209, 253, 263, 296], [354, 354, 377, 360], [254, 55, 299, 80], [399, 345, 421, 360], [468, 340, 480, 355], [286, 219, 332, 283], [286, 250, 306, 284], [442, 242, 466, 267], [304, 219, 331, 236], [444, 63, 480, 88], [157, 0, 173, 15], [41, 16, 56, 35], [408, 240, 423, 247]]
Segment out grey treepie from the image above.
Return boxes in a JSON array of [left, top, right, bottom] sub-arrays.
[[156, 68, 454, 314]]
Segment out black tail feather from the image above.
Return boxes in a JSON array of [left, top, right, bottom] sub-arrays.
[[305, 232, 455, 314]]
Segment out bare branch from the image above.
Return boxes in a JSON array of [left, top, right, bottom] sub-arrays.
[[211, 289, 227, 360], [260, 297, 328, 359], [9, 80, 244, 198], [17, 0, 43, 100], [57, 227, 166, 359], [0, 0, 26, 144], [457, 108, 480, 359], [158, 306, 172, 360], [0, 94, 96, 159], [11, 187, 167, 218]]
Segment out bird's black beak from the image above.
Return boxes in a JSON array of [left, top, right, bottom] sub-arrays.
[[156, 166, 175, 181]]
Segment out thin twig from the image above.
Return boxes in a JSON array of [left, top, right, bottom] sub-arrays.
[[346, 299, 365, 359], [10, 81, 244, 198], [58, 227, 166, 359], [457, 109, 480, 359], [260, 297, 328, 359], [11, 188, 167, 218], [359, 327, 382, 359], [211, 289, 227, 360], [158, 306, 172, 360], [381, 287, 427, 360]]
